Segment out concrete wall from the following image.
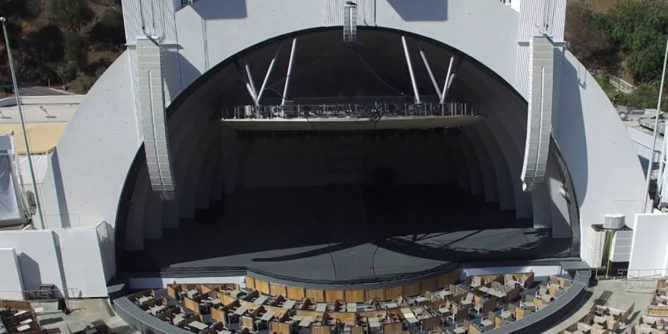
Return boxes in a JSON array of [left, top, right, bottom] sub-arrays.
[[553, 51, 647, 266], [39, 52, 140, 230], [0, 224, 111, 299], [0, 248, 24, 300], [0, 230, 65, 293], [128, 276, 245, 290], [53, 224, 110, 298], [628, 213, 668, 278]]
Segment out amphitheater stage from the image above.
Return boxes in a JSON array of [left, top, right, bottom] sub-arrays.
[[119, 185, 576, 287]]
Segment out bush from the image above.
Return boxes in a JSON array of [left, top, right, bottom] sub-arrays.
[[611, 83, 668, 110], [49, 0, 92, 32], [69, 75, 96, 94]]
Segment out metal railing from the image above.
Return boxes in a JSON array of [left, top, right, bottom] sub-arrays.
[[225, 102, 475, 120], [609, 75, 636, 94], [598, 268, 667, 292], [0, 287, 81, 301]]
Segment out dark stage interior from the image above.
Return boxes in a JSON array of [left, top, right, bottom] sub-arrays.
[[120, 184, 574, 284]]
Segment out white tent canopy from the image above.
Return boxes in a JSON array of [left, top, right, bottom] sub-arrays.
[[0, 135, 29, 227]]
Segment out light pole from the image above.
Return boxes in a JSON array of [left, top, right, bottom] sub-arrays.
[[1, 17, 45, 229], [643, 36, 668, 212]]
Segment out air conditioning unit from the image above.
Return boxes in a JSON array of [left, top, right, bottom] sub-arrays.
[[603, 214, 626, 230]]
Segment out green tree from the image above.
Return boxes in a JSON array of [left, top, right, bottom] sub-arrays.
[[628, 26, 667, 82], [91, 8, 125, 46], [604, 0, 668, 48], [565, 1, 613, 69], [49, 0, 92, 32], [16, 25, 64, 84], [65, 32, 87, 68]]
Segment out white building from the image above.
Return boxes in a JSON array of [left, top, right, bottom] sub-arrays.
[[0, 0, 665, 300]]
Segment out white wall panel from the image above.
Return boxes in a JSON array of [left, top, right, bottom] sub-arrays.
[[143, 191, 163, 240], [53, 226, 109, 298], [95, 222, 116, 282], [443, 138, 469, 190], [628, 213, 668, 278], [122, 0, 179, 45], [323, 0, 375, 25], [40, 52, 140, 229], [456, 135, 483, 196], [0, 230, 65, 293], [463, 129, 499, 203], [125, 165, 148, 250], [0, 248, 24, 300], [554, 52, 646, 266], [474, 125, 515, 211], [546, 154, 571, 238]]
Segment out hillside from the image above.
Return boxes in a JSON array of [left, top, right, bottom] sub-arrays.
[[0, 0, 124, 96], [566, 0, 668, 109]]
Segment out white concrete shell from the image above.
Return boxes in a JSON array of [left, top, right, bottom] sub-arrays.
[[36, 0, 646, 284]]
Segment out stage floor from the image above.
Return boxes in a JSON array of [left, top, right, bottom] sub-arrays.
[[120, 185, 575, 286]]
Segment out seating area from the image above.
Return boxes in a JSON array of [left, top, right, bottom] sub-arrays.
[[648, 280, 668, 318], [0, 300, 46, 334], [124, 270, 579, 334], [558, 303, 634, 334]]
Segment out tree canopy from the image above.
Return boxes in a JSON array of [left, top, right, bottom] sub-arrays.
[[49, 0, 92, 32]]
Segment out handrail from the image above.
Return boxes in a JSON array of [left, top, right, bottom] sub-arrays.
[[225, 102, 475, 120]]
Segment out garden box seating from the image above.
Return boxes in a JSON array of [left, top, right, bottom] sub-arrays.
[[412, 306, 439, 330], [138, 272, 570, 334], [467, 275, 502, 291], [0, 301, 46, 334], [504, 272, 535, 289], [140, 297, 169, 316], [130, 290, 155, 306], [494, 309, 514, 328], [634, 315, 668, 333], [472, 293, 496, 316], [559, 303, 634, 334], [648, 280, 668, 317]]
